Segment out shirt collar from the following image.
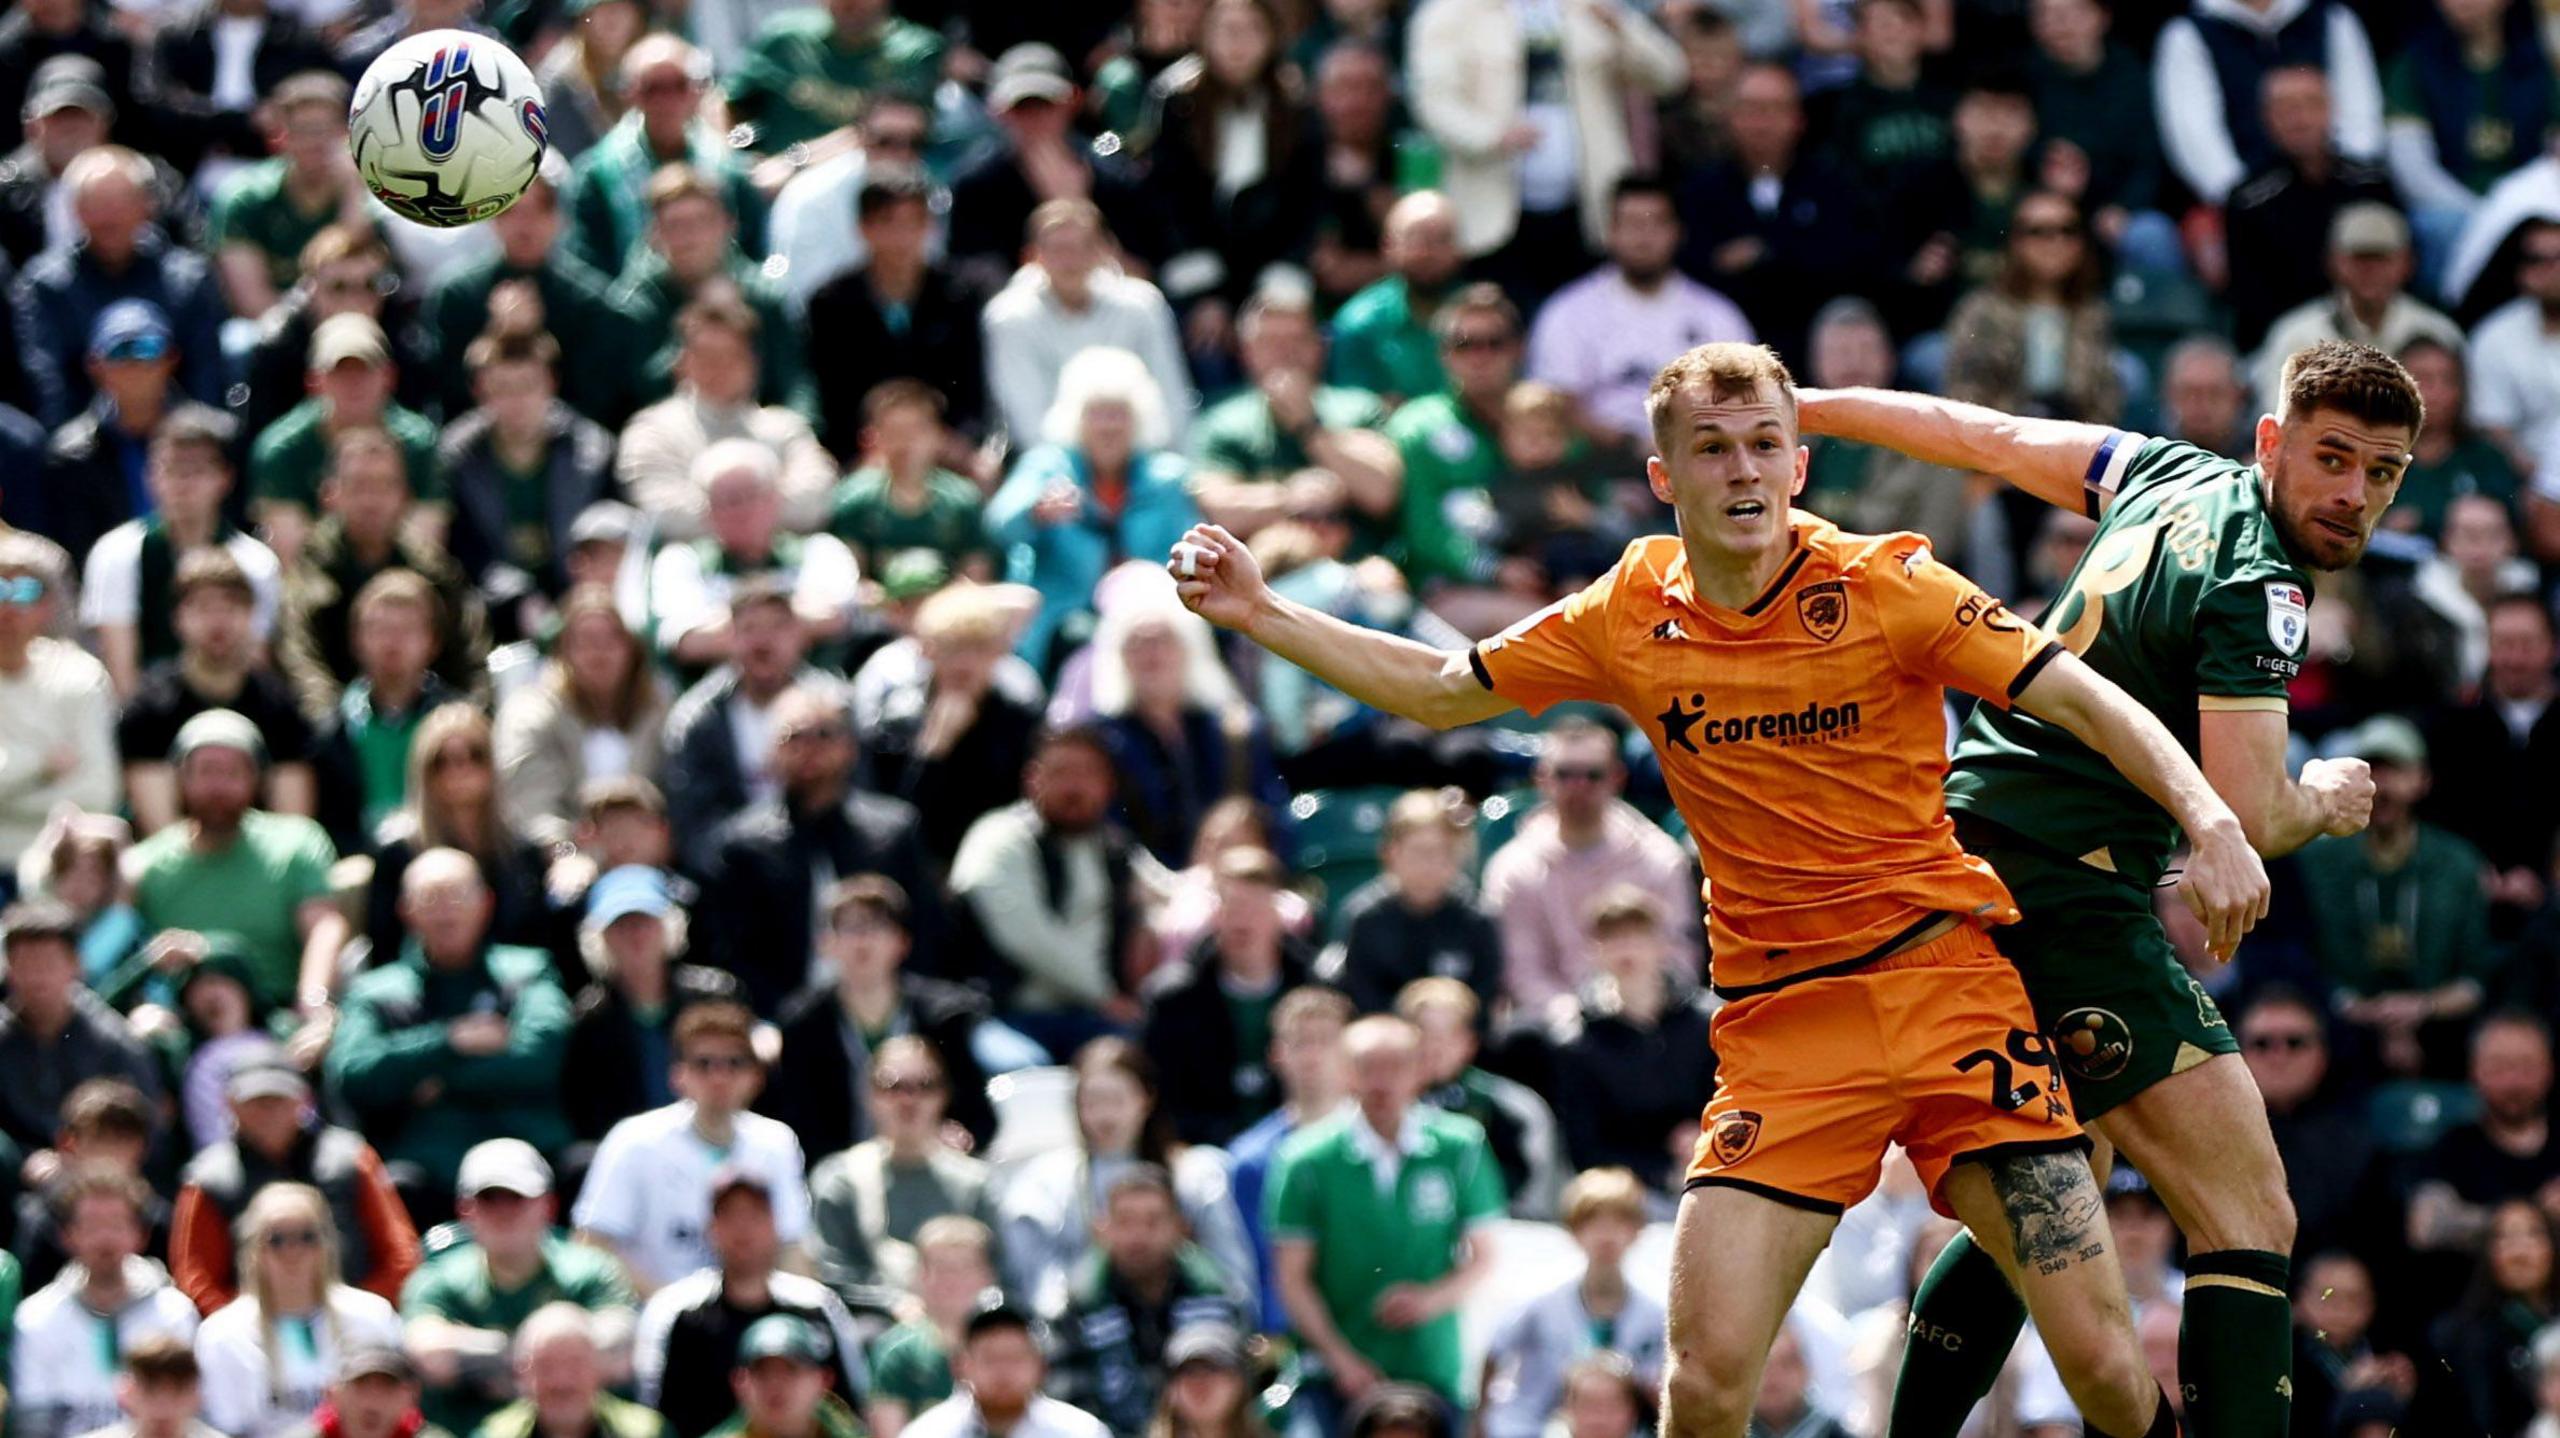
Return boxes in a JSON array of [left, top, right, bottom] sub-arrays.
[[1346, 1106, 1426, 1167]]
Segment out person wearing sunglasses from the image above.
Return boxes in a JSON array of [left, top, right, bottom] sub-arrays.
[[1382, 284, 1549, 639], [196, 1184, 403, 1438], [805, 1035, 998, 1313], [0, 530, 118, 871], [1480, 716, 1701, 1016], [575, 1000, 813, 1297], [566, 35, 767, 279], [2234, 986, 2383, 1263], [776, 97, 949, 314]]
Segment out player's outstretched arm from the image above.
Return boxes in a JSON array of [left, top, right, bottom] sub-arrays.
[[2198, 708, 2377, 857], [1796, 387, 2118, 514], [1168, 524, 1518, 731], [2014, 651, 2271, 959]]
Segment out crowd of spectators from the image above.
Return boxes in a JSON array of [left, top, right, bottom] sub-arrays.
[[0, 0, 2545, 1434]]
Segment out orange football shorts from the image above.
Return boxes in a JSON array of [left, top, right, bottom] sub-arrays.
[[1685, 921, 2089, 1217]]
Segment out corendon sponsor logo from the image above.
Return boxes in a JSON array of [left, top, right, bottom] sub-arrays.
[[1658, 693, 1864, 754]]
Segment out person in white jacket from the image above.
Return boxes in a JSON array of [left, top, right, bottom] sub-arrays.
[[13, 1168, 200, 1438], [981, 200, 1195, 449], [193, 1184, 403, 1438], [1404, 0, 1686, 265]]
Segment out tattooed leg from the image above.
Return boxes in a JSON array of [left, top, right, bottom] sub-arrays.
[[1943, 1148, 2159, 1438]]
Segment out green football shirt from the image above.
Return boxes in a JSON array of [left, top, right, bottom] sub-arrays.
[[401, 1236, 634, 1435], [1948, 432, 2313, 886], [210, 159, 340, 291], [128, 809, 337, 1008], [1266, 1107, 1505, 1399], [867, 1317, 954, 1410], [726, 12, 944, 154]]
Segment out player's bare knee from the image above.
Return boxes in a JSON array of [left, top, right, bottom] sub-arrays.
[[1660, 1349, 1754, 1436], [2184, 1166, 2296, 1253], [2056, 1351, 2158, 1438]]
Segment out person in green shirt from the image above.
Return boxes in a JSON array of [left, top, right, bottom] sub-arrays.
[[247, 314, 444, 560], [566, 36, 770, 276], [400, 1141, 636, 1437], [610, 165, 808, 418], [424, 173, 639, 428], [704, 1316, 865, 1438], [861, 1215, 992, 1432], [1329, 192, 1467, 406], [1191, 290, 1402, 557], [126, 708, 347, 1014], [2391, 337, 2521, 542], [828, 380, 994, 579], [210, 72, 367, 321], [326, 850, 575, 1203], [1381, 286, 1550, 636], [725, 0, 944, 157], [2296, 716, 2497, 1075], [1268, 1013, 1501, 1418]]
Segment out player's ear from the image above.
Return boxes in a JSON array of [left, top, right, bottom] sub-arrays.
[[2253, 413, 2283, 469], [1645, 454, 1673, 505], [1791, 442, 1808, 497]]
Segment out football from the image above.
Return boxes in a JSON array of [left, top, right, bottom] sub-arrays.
[[348, 29, 549, 228]]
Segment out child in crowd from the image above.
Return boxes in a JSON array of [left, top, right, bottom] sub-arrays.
[[1476, 1168, 1663, 1438]]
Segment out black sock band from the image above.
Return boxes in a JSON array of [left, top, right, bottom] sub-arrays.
[[2087, 1385, 2181, 1438], [2180, 1249, 2291, 1438]]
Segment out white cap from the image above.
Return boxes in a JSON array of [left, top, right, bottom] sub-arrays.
[[456, 1138, 553, 1199]]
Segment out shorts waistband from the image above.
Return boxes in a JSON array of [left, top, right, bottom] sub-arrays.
[[1711, 913, 1984, 1001]]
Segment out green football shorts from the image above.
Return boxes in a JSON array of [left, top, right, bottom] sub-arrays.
[[1955, 811, 2239, 1122]]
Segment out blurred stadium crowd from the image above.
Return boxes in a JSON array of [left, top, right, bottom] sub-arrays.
[[0, 0, 2546, 1434]]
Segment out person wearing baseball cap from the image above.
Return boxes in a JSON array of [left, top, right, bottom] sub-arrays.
[[290, 1344, 430, 1438], [896, 1304, 1108, 1438], [2251, 201, 2462, 404], [2299, 712, 2491, 1071], [399, 1139, 635, 1436], [168, 1026, 425, 1318], [707, 1314, 864, 1438], [127, 705, 348, 1015], [246, 303, 443, 542]]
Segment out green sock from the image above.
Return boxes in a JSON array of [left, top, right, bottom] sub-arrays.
[[1887, 1231, 2027, 1438], [2178, 1249, 2291, 1438]]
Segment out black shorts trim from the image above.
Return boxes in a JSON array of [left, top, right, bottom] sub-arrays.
[[1949, 1135, 2096, 1171], [1467, 645, 1493, 691], [2005, 639, 2064, 700], [1711, 911, 1951, 1001], [1683, 1174, 1847, 1216]]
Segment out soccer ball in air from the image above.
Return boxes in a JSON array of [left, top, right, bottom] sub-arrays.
[[349, 30, 548, 228]]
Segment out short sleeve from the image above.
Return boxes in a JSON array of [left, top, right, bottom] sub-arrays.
[[78, 528, 140, 629], [569, 1129, 639, 1238], [1468, 564, 1622, 716], [1266, 1146, 1318, 1244], [1457, 1132, 1507, 1227], [2193, 576, 2302, 709], [283, 822, 337, 905], [1869, 538, 2059, 707]]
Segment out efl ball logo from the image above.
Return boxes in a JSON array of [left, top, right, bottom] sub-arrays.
[[518, 98, 547, 147]]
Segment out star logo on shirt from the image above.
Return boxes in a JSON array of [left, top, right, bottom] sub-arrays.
[[1659, 693, 1707, 754]]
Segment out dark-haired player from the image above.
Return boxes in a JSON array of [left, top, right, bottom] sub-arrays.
[[1801, 338, 2418, 1438]]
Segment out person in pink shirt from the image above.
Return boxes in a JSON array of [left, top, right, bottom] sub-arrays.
[[1479, 715, 1701, 1019]]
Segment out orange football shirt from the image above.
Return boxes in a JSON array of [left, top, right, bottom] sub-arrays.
[[1471, 515, 2063, 995]]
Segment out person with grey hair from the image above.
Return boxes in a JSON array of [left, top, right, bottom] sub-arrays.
[[17, 144, 228, 425], [474, 1302, 665, 1438], [564, 35, 764, 277], [617, 297, 836, 543], [646, 437, 861, 671], [325, 848, 573, 1203], [0, 529, 115, 865], [986, 347, 1202, 670], [2158, 334, 2254, 459], [982, 199, 1193, 448]]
